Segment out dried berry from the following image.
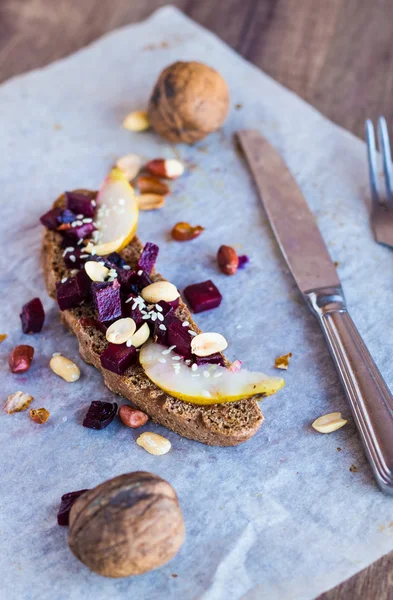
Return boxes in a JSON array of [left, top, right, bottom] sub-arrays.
[[30, 407, 50, 424], [9, 345, 34, 373], [217, 245, 239, 275], [20, 297, 45, 333], [171, 222, 204, 242], [183, 280, 222, 313], [119, 405, 149, 429], [238, 254, 249, 269], [57, 489, 89, 526], [82, 401, 118, 430]]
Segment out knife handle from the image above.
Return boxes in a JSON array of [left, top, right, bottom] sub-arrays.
[[306, 286, 393, 494]]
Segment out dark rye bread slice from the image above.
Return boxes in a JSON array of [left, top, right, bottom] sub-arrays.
[[41, 191, 263, 446]]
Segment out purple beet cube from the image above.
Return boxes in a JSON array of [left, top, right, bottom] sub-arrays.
[[238, 255, 249, 269], [106, 252, 126, 269], [66, 191, 95, 217], [56, 271, 90, 311], [194, 353, 226, 367], [183, 280, 222, 313], [168, 297, 180, 310], [123, 294, 144, 324], [57, 489, 89, 526], [64, 248, 90, 269], [82, 400, 118, 430], [92, 279, 122, 322], [100, 343, 137, 374], [66, 222, 95, 240], [167, 319, 193, 357], [137, 242, 159, 276], [40, 207, 64, 230], [123, 270, 153, 295], [20, 297, 45, 333]]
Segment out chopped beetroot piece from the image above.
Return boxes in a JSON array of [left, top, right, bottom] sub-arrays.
[[100, 343, 137, 374], [137, 242, 159, 276], [157, 300, 175, 317], [66, 191, 95, 217], [82, 400, 118, 430], [238, 255, 249, 269], [168, 297, 180, 310], [123, 294, 144, 324], [20, 298, 45, 333], [58, 209, 77, 225], [106, 252, 126, 269], [123, 270, 153, 295], [57, 489, 89, 526], [40, 207, 64, 230], [66, 222, 95, 240], [92, 279, 122, 322], [56, 271, 90, 311], [167, 319, 193, 357], [194, 353, 226, 367], [64, 248, 90, 269], [183, 280, 222, 313]]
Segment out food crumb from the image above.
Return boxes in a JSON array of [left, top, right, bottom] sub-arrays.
[[54, 123, 62, 131], [349, 464, 358, 472], [334, 261, 339, 267], [274, 352, 292, 370], [337, 447, 342, 452], [0, 333, 7, 342], [235, 103, 243, 110], [172, 574, 178, 578]]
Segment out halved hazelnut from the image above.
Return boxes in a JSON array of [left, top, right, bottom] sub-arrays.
[[191, 332, 228, 357], [85, 261, 109, 282]]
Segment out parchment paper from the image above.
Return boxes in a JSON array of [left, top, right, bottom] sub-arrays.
[[1, 7, 393, 600]]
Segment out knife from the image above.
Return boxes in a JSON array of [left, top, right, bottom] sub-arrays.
[[237, 129, 393, 494]]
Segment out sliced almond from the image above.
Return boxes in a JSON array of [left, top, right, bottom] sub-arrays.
[[123, 110, 150, 132], [142, 281, 180, 303], [106, 318, 137, 345], [4, 391, 34, 414], [136, 175, 170, 195], [116, 153, 141, 180], [85, 261, 109, 282], [191, 332, 228, 357], [312, 412, 347, 433], [138, 193, 165, 211], [129, 322, 150, 348]]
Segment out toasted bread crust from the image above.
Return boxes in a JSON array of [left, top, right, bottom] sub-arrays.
[[41, 192, 263, 446]]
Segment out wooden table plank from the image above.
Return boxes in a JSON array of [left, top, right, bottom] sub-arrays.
[[2, 1, 393, 598]]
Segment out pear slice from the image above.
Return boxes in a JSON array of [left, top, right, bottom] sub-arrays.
[[139, 342, 284, 405], [87, 168, 138, 256]]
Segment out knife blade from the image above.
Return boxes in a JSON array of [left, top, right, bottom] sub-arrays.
[[237, 128, 393, 495], [237, 129, 340, 293]]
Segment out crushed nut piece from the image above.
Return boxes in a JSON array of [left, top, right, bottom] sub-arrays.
[[312, 412, 347, 433], [274, 353, 293, 370], [4, 391, 34, 414], [349, 464, 358, 473], [123, 110, 150, 132], [30, 408, 50, 424]]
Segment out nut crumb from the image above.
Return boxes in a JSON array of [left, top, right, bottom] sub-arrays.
[[235, 103, 243, 110], [337, 447, 342, 452], [349, 464, 358, 473], [0, 333, 7, 342], [274, 353, 292, 370], [334, 261, 339, 267], [172, 574, 178, 578]]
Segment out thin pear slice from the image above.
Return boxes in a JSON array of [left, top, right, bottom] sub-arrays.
[[139, 342, 284, 405], [88, 168, 138, 256]]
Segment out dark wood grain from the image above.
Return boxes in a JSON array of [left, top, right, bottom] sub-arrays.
[[2, 1, 393, 597]]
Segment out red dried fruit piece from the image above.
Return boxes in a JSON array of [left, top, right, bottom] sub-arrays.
[[183, 280, 222, 313], [57, 489, 89, 526], [193, 353, 225, 368], [92, 279, 122, 322], [65, 191, 95, 217], [100, 343, 137, 375], [56, 271, 90, 311], [119, 405, 149, 429], [137, 242, 159, 276], [9, 345, 35, 373], [40, 207, 64, 230], [238, 255, 249, 269], [20, 298, 45, 333], [167, 319, 193, 358], [30, 407, 50, 424], [171, 222, 204, 242], [82, 400, 118, 430]]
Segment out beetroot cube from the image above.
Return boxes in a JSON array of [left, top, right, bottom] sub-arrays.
[[40, 207, 64, 230], [100, 343, 137, 374], [153, 304, 176, 344], [137, 242, 159, 276], [56, 271, 90, 311], [92, 279, 122, 322], [194, 353, 226, 367], [238, 255, 249, 269], [123, 270, 152, 295], [66, 222, 95, 240], [20, 298, 45, 333], [168, 297, 180, 310], [123, 294, 144, 324], [57, 489, 89, 526], [167, 319, 193, 357], [106, 252, 126, 269], [58, 209, 77, 225], [183, 280, 222, 313], [66, 191, 95, 217], [64, 248, 90, 269]]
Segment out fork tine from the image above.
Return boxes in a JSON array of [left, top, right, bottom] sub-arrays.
[[365, 119, 381, 207], [378, 116, 393, 203]]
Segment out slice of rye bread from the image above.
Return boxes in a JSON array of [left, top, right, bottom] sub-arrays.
[[41, 191, 263, 446]]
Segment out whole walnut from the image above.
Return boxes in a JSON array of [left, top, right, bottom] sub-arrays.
[[68, 471, 185, 578], [148, 61, 230, 144]]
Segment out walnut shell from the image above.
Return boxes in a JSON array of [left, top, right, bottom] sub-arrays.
[[68, 471, 185, 578], [148, 61, 230, 144]]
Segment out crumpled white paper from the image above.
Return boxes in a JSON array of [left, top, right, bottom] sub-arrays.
[[1, 6, 393, 600]]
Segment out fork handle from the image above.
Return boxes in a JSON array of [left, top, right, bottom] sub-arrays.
[[306, 286, 393, 493]]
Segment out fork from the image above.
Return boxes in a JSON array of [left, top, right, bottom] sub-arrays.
[[366, 116, 393, 247]]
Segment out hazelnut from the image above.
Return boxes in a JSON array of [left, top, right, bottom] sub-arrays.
[[68, 472, 185, 577], [148, 61, 230, 144]]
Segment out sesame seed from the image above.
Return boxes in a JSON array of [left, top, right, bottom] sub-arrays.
[[191, 363, 198, 371], [185, 360, 191, 365], [159, 324, 167, 331], [142, 314, 151, 320], [188, 330, 197, 336], [137, 270, 143, 276], [123, 265, 131, 270], [150, 313, 157, 322], [125, 297, 133, 304], [69, 255, 76, 263], [76, 214, 84, 219], [236, 324, 242, 329], [61, 277, 68, 283], [52, 352, 61, 357], [91, 200, 96, 206], [62, 247, 74, 256], [83, 218, 93, 223], [72, 220, 83, 227], [162, 345, 176, 355], [80, 254, 89, 258], [157, 312, 164, 322], [172, 356, 182, 361], [77, 239, 84, 246], [182, 321, 190, 327], [158, 358, 166, 364], [155, 304, 163, 312], [70, 269, 79, 276], [126, 339, 133, 347]]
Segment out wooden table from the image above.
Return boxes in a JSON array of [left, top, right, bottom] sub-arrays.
[[2, 1, 392, 597]]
